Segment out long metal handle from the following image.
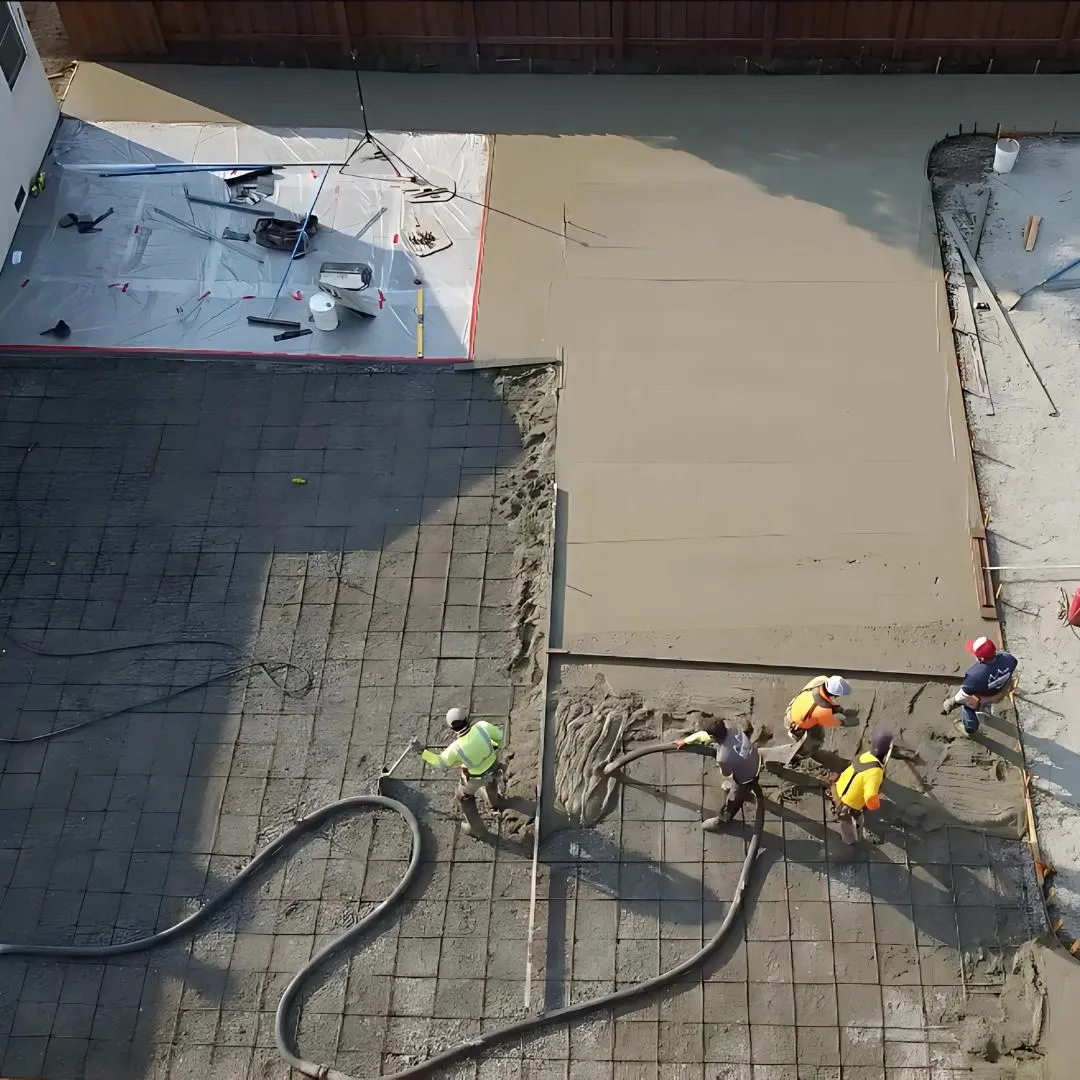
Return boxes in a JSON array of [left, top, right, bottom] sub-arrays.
[[382, 739, 418, 777]]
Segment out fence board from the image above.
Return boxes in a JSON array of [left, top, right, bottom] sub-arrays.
[[54, 1, 1080, 71]]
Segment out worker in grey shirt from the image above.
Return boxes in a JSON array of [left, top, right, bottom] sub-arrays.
[[675, 717, 761, 830]]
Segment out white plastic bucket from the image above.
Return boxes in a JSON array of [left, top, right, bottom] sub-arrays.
[[309, 292, 338, 331], [993, 138, 1020, 174]]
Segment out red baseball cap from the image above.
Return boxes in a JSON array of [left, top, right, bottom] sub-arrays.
[[966, 636, 997, 661]]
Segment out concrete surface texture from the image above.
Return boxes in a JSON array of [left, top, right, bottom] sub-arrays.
[[0, 356, 551, 1079], [931, 136, 1080, 940], [542, 659, 1046, 1079], [60, 65, 1080, 674], [553, 661, 1030, 840], [16, 64, 1080, 1078]]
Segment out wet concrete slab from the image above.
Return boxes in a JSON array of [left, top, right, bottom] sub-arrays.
[[538, 656, 1045, 1077], [59, 64, 1080, 674], [540, 683, 1040, 1079]]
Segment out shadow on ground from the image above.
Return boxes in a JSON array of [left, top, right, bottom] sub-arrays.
[[0, 355, 522, 1079]]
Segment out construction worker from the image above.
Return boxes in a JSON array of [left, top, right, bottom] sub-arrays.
[[941, 636, 1019, 735], [417, 707, 505, 837], [674, 717, 761, 830], [830, 728, 892, 845], [784, 674, 852, 751]]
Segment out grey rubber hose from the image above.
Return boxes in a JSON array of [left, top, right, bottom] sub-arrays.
[[602, 739, 713, 774], [0, 755, 765, 1080]]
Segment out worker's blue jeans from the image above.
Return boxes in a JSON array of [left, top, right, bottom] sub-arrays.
[[960, 704, 980, 734]]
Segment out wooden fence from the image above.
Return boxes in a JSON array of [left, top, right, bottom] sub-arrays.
[[55, 1, 1080, 73]]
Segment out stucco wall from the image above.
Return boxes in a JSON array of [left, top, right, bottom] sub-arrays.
[[0, 2, 59, 258]]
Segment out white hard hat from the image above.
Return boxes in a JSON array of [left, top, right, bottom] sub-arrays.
[[825, 675, 851, 697], [446, 707, 469, 730]]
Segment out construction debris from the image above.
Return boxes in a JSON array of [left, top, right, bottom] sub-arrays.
[[253, 216, 318, 255], [1024, 215, 1041, 251], [39, 319, 70, 339], [150, 206, 265, 264], [402, 209, 452, 257], [246, 316, 301, 330], [183, 186, 275, 217], [940, 211, 1058, 416], [58, 207, 114, 234]]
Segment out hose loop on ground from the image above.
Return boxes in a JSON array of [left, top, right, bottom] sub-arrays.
[[0, 738, 763, 1078]]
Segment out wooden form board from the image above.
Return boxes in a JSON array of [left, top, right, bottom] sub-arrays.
[[1024, 214, 1042, 251]]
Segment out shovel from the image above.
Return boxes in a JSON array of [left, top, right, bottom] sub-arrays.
[[757, 730, 808, 768]]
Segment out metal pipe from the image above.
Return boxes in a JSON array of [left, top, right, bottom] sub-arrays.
[[184, 185, 277, 217], [149, 206, 265, 264]]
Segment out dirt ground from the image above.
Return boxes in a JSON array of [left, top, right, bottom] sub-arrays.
[[21, 1, 75, 103], [930, 136, 1080, 954]]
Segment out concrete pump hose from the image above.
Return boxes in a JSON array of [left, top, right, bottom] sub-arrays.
[[0, 760, 765, 1080], [602, 739, 713, 775]]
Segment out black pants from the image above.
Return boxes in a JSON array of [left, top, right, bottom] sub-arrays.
[[722, 778, 761, 818]]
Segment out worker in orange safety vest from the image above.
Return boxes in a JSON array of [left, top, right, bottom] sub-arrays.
[[417, 708, 505, 838], [783, 674, 853, 760], [829, 728, 892, 845]]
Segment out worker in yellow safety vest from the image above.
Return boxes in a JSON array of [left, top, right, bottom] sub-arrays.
[[829, 728, 892, 845], [417, 708, 505, 837]]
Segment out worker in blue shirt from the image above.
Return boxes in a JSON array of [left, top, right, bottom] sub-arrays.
[[941, 636, 1019, 735]]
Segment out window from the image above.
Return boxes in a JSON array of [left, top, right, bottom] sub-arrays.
[[0, 2, 27, 90]]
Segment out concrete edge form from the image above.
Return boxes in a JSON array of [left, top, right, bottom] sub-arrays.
[[930, 131, 1079, 962]]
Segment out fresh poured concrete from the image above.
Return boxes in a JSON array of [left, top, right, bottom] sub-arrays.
[[64, 67, 1080, 673], [64, 66, 1080, 675]]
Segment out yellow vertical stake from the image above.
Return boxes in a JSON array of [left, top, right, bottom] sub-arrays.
[[416, 287, 424, 358]]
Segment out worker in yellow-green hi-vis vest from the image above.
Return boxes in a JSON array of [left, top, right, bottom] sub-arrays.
[[829, 728, 892, 845], [417, 708, 505, 838]]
